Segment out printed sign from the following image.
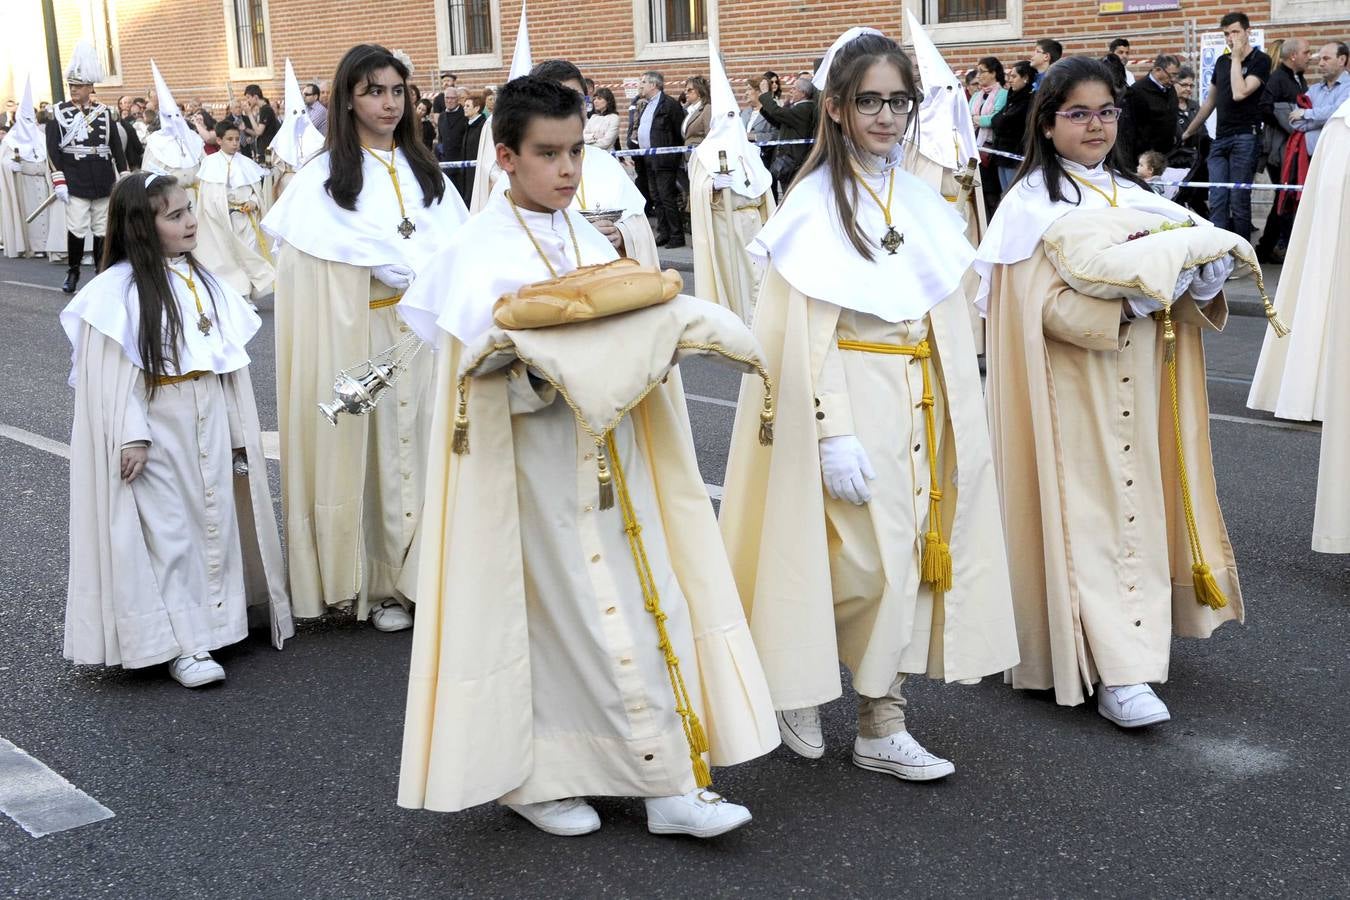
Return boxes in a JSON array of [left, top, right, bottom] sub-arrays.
[[1099, 0, 1180, 14]]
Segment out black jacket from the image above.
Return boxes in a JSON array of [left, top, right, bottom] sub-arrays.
[[757, 93, 817, 170], [437, 108, 467, 163], [990, 85, 1032, 167], [635, 92, 685, 171], [455, 113, 488, 202], [1124, 74, 1179, 158]]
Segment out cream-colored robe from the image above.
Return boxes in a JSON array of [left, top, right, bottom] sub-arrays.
[[719, 268, 1020, 709], [274, 250, 431, 618], [399, 335, 779, 811], [195, 176, 275, 300], [905, 150, 986, 355], [689, 153, 774, 323], [1, 156, 63, 258], [66, 327, 292, 668], [985, 246, 1243, 706], [468, 122, 497, 213]]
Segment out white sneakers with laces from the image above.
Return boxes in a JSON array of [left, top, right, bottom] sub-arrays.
[[168, 652, 225, 688], [1097, 683, 1171, 728], [508, 798, 601, 836], [370, 599, 413, 632], [776, 706, 825, 759], [851, 729, 956, 781], [644, 789, 753, 838]]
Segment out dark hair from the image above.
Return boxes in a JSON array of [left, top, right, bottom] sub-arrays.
[[1012, 56, 1150, 202], [1109, 37, 1130, 52], [1153, 53, 1181, 71], [304, 83, 320, 96], [1177, 65, 1196, 81], [244, 84, 264, 99], [104, 173, 221, 398], [795, 32, 919, 261], [1219, 12, 1250, 30], [416, 97, 433, 115], [1101, 54, 1128, 91], [492, 76, 585, 152], [1138, 150, 1167, 174], [1036, 39, 1064, 63], [977, 56, 1006, 85], [1011, 60, 1037, 85], [592, 87, 617, 115], [763, 71, 782, 98], [531, 59, 586, 89], [686, 75, 711, 104], [214, 120, 239, 139], [1335, 42, 1350, 64], [324, 43, 446, 212]]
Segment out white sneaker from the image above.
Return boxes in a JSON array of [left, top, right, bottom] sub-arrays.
[[1097, 683, 1171, 728], [370, 599, 413, 632], [508, 798, 601, 836], [776, 706, 824, 759], [852, 730, 955, 781], [645, 789, 752, 838], [168, 652, 225, 688]]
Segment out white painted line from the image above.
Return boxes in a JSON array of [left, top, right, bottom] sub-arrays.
[[1207, 373, 1254, 386], [706, 482, 723, 499], [0, 738, 114, 837], [1210, 413, 1321, 434], [261, 430, 280, 460], [685, 392, 737, 409], [0, 424, 70, 459], [1, 280, 63, 293]]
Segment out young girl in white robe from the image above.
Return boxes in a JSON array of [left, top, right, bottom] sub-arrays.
[[720, 29, 1019, 782], [62, 172, 292, 688]]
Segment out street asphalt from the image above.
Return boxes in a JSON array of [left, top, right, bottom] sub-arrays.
[[0, 249, 1346, 899]]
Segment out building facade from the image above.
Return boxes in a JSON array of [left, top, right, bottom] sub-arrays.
[[9, 0, 1348, 113]]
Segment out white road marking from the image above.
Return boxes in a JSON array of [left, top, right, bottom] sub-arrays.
[[0, 738, 114, 837], [1, 280, 63, 293], [684, 392, 738, 409], [261, 430, 280, 460], [1209, 413, 1321, 434], [0, 424, 70, 459], [1207, 373, 1254, 386]]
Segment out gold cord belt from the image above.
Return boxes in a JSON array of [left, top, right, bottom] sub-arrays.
[[605, 431, 712, 788], [369, 293, 404, 310], [153, 369, 211, 386], [836, 338, 952, 592]]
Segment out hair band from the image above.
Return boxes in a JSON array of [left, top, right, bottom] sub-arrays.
[[144, 172, 160, 187]]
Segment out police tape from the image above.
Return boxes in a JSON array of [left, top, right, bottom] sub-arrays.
[[438, 139, 1303, 191]]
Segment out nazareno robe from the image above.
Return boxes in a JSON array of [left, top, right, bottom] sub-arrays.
[[688, 152, 774, 324], [194, 151, 274, 300]]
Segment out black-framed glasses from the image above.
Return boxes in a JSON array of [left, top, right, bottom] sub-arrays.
[[1054, 106, 1122, 125], [855, 94, 913, 116]]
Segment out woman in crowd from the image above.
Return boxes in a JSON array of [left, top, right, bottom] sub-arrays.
[[415, 98, 436, 152], [583, 87, 619, 150], [990, 60, 1035, 192], [1169, 65, 1210, 217], [683, 75, 712, 148], [457, 89, 489, 202], [970, 56, 1008, 213]]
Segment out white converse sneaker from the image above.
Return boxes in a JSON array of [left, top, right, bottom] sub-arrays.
[[645, 789, 752, 838], [1097, 683, 1171, 728], [168, 652, 225, 688], [507, 798, 601, 836], [370, 599, 413, 632], [852, 730, 955, 781], [776, 706, 824, 759]]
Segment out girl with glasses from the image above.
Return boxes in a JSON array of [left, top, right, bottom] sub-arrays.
[[721, 28, 1018, 783], [976, 56, 1243, 728]]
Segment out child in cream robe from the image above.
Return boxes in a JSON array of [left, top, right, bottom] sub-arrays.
[[194, 142, 274, 300]]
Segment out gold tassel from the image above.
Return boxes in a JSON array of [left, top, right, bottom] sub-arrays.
[[1162, 307, 1177, 364], [451, 381, 470, 454], [595, 440, 614, 509], [1192, 562, 1228, 610], [689, 713, 710, 755], [691, 753, 712, 789], [758, 397, 774, 446], [1262, 297, 1291, 338], [922, 530, 953, 593]]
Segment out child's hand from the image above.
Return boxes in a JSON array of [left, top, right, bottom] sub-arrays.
[[120, 446, 148, 483]]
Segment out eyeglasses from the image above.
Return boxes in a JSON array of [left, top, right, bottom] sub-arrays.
[[1054, 106, 1122, 125], [855, 94, 913, 116]]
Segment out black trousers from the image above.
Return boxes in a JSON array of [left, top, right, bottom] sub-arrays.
[[648, 166, 682, 238], [1256, 161, 1293, 255]]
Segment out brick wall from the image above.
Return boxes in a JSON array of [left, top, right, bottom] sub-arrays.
[[45, 0, 1350, 114]]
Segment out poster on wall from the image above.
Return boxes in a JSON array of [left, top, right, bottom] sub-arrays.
[[1099, 0, 1180, 13], [1198, 29, 1265, 137]]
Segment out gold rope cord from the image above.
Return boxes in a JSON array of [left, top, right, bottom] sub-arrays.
[[1160, 309, 1227, 609], [605, 430, 712, 788], [835, 338, 952, 592], [368, 292, 404, 310]]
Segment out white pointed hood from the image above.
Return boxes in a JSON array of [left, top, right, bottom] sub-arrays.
[[145, 60, 205, 171], [4, 76, 44, 162], [695, 47, 772, 197], [270, 58, 324, 168], [508, 3, 533, 80], [905, 10, 979, 170]]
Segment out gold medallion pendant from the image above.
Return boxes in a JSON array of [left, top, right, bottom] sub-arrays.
[[197, 313, 212, 336], [398, 217, 416, 239], [881, 225, 904, 255]]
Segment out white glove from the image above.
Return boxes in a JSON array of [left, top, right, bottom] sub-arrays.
[[819, 435, 876, 505], [1189, 257, 1233, 301], [1172, 267, 1197, 301], [53, 183, 70, 204], [711, 172, 735, 191], [372, 263, 414, 291], [1, 157, 21, 173]]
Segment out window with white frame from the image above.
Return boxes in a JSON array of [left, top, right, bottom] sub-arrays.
[[222, 0, 272, 79], [1268, 0, 1346, 23], [436, 0, 501, 69], [82, 0, 122, 85], [632, 0, 714, 61], [904, 0, 1021, 44]]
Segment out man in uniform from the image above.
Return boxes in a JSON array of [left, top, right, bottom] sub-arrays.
[[46, 41, 127, 293]]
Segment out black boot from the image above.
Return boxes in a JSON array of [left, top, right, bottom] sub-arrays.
[[91, 236, 104, 273], [62, 232, 83, 294]]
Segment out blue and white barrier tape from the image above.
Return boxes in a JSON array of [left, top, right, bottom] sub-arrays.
[[438, 136, 813, 170]]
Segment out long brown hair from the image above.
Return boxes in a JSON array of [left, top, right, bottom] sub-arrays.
[[102, 173, 221, 398], [324, 44, 446, 211], [793, 33, 920, 261]]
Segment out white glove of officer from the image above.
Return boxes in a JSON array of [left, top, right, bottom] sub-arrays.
[[711, 172, 735, 191], [53, 183, 70, 204], [1189, 256, 1233, 302], [372, 263, 414, 292], [1, 157, 21, 174], [819, 435, 876, 505]]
